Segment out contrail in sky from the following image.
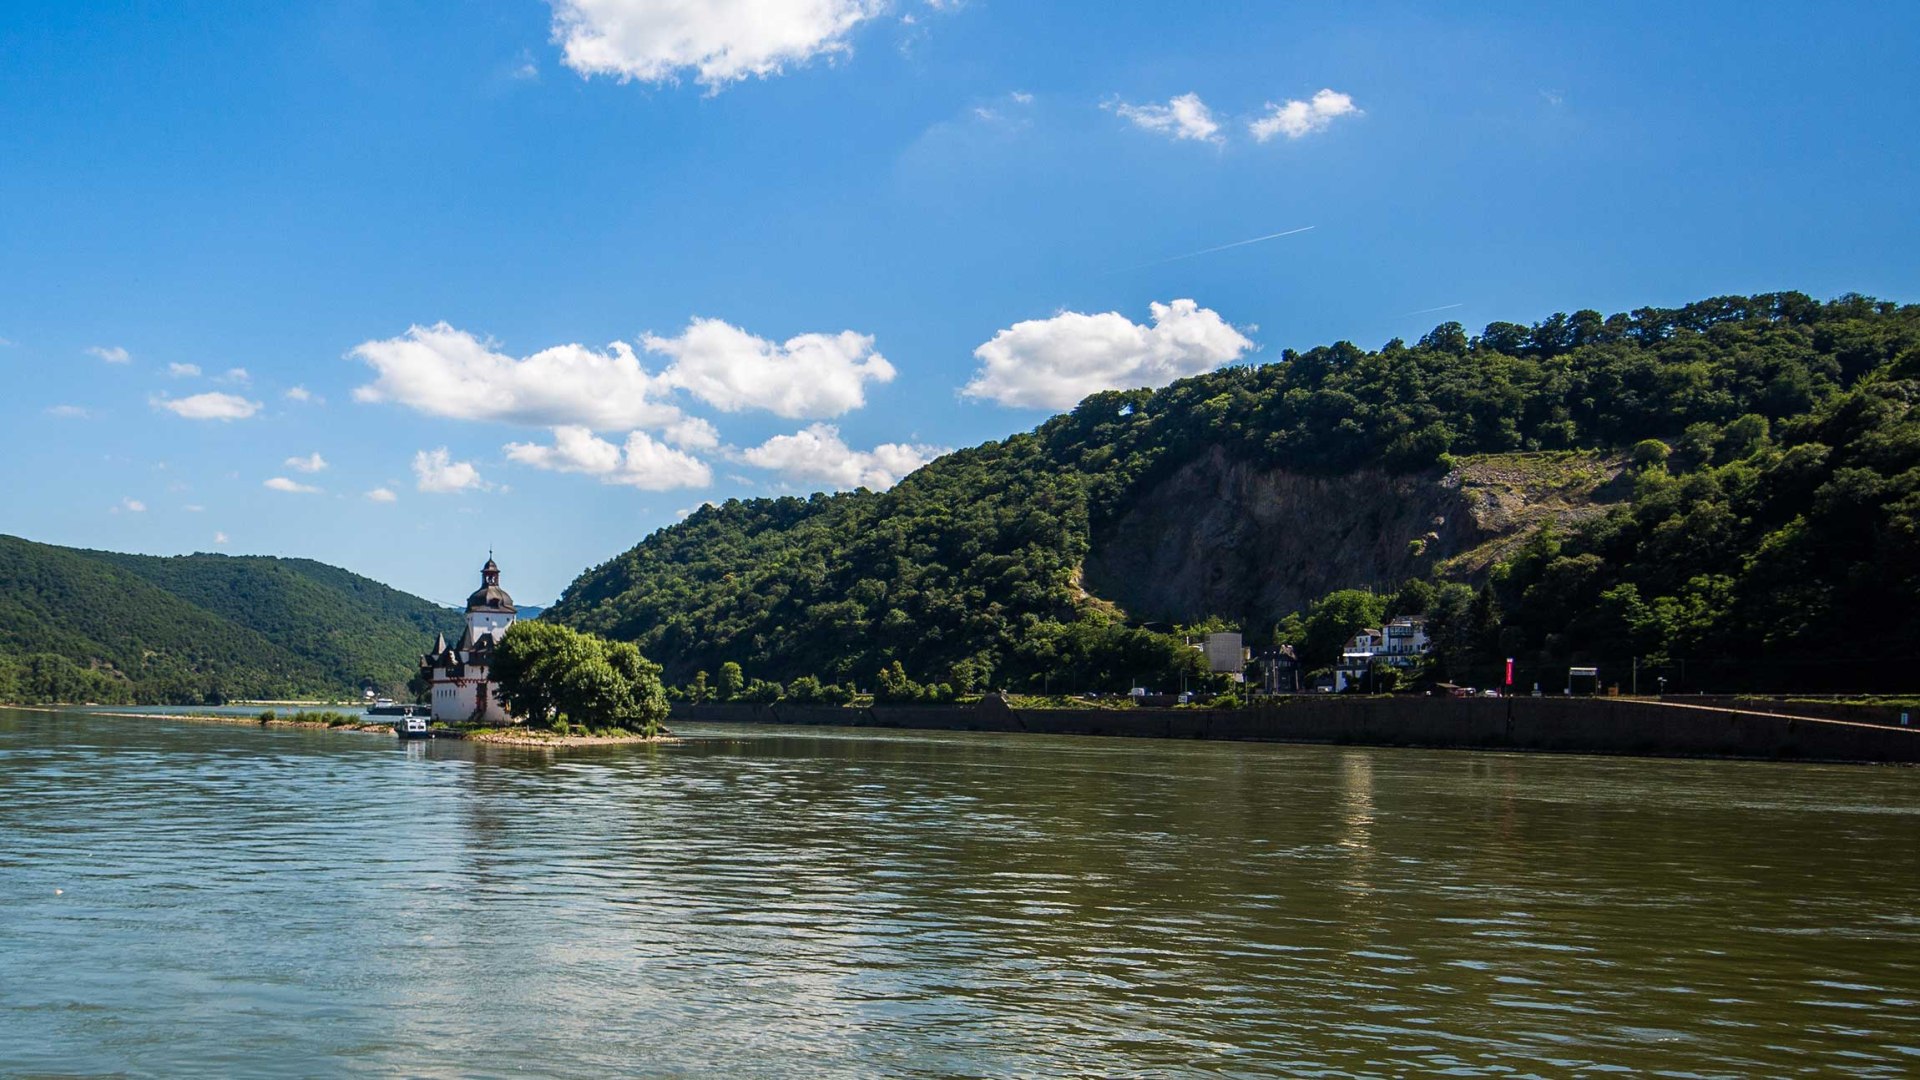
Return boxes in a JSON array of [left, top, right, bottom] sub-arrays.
[[1117, 226, 1315, 272], [1401, 302, 1465, 317]]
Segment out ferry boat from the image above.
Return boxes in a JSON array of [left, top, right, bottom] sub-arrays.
[[365, 702, 433, 739]]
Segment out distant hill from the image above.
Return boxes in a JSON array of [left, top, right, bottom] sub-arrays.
[[547, 292, 1920, 695], [0, 537, 458, 704]]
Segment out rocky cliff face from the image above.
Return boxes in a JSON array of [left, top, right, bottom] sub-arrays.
[[1082, 447, 1626, 624]]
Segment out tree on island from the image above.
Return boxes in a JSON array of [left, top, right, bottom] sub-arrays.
[[490, 621, 669, 735]]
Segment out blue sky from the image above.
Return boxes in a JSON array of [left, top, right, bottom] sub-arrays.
[[4, 1, 1918, 607]]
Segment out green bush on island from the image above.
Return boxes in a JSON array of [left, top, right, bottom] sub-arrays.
[[490, 621, 669, 736]]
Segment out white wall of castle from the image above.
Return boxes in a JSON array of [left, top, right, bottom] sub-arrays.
[[430, 669, 512, 725], [468, 610, 514, 638]]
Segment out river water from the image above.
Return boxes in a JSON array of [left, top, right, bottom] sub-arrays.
[[2, 708, 1916, 1077]]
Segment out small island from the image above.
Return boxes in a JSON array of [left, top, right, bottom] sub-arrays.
[[416, 558, 671, 745]]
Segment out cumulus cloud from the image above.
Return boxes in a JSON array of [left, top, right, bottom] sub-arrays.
[[413, 448, 490, 493], [352, 317, 894, 435], [742, 423, 941, 491], [963, 299, 1254, 410], [1108, 92, 1222, 144], [549, 0, 886, 89], [118, 497, 146, 513], [365, 487, 398, 503], [89, 345, 131, 364], [219, 367, 250, 383], [285, 385, 317, 402], [264, 476, 320, 494], [45, 404, 89, 419], [504, 425, 712, 490], [662, 415, 721, 450], [351, 322, 684, 430], [647, 318, 894, 418], [214, 531, 229, 545], [284, 452, 327, 473], [168, 363, 202, 378], [154, 391, 262, 421], [1249, 88, 1361, 141]]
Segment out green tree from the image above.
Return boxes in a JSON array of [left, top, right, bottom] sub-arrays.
[[1300, 590, 1388, 669], [491, 621, 669, 734], [717, 661, 744, 702], [1632, 438, 1673, 471]]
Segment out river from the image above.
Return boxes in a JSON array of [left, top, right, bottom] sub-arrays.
[[1, 707, 1915, 1077]]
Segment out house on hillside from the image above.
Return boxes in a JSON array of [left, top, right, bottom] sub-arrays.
[[1254, 645, 1302, 693], [1335, 616, 1432, 691]]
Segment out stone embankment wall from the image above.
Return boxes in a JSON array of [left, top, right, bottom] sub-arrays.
[[673, 696, 1920, 765], [1671, 695, 1916, 728]]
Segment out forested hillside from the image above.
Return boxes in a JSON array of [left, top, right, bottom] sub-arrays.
[[0, 537, 458, 704], [547, 292, 1920, 695]]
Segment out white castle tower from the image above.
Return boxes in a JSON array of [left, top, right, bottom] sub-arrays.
[[420, 557, 518, 724]]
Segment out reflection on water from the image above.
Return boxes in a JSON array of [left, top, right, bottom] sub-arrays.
[[1, 708, 1916, 1077]]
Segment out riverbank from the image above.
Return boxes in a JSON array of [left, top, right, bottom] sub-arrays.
[[1, 705, 396, 735], [673, 695, 1920, 765], [1, 704, 676, 747]]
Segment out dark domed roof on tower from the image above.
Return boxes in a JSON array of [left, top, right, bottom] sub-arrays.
[[467, 557, 515, 613]]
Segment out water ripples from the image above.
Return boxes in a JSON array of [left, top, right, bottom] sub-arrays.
[[2, 709, 1918, 1077]]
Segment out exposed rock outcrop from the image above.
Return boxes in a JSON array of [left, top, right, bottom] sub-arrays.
[[1082, 447, 1627, 624]]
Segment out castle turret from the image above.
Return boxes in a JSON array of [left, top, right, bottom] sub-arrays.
[[423, 556, 518, 725]]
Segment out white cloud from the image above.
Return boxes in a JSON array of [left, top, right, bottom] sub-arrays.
[[119, 497, 146, 513], [742, 422, 940, 491], [365, 487, 398, 503], [549, 0, 886, 89], [185, 504, 205, 512], [214, 531, 229, 545], [662, 415, 721, 450], [1108, 92, 1222, 144], [351, 322, 684, 430], [352, 317, 894, 430], [674, 501, 716, 520], [647, 317, 894, 418], [89, 345, 131, 364], [45, 404, 89, 419], [284, 452, 328, 473], [285, 385, 317, 402], [264, 476, 321, 494], [412, 447, 490, 494], [504, 425, 712, 490], [963, 298, 1254, 410], [168, 362, 202, 378], [1249, 88, 1361, 141], [154, 391, 262, 421], [219, 367, 250, 384]]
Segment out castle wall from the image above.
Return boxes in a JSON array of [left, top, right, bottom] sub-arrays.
[[430, 671, 511, 725]]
